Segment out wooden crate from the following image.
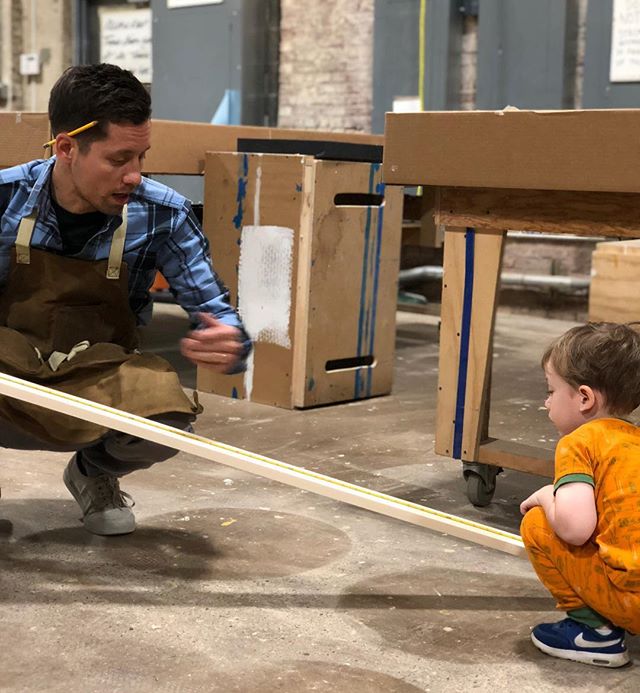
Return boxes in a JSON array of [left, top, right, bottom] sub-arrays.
[[198, 152, 403, 408], [589, 239, 640, 323]]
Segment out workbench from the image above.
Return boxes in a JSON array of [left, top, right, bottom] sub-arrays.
[[383, 109, 640, 504]]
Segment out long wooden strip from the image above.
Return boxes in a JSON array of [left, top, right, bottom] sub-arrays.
[[437, 186, 640, 238], [0, 372, 525, 557], [478, 438, 554, 478]]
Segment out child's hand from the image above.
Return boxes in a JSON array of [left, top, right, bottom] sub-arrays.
[[520, 492, 539, 515], [520, 484, 554, 515]]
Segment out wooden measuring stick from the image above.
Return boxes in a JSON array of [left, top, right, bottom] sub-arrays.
[[0, 372, 525, 557]]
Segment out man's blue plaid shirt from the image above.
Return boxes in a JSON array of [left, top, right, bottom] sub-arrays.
[[0, 158, 250, 360]]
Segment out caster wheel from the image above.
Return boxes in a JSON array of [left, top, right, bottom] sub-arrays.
[[466, 471, 496, 507]]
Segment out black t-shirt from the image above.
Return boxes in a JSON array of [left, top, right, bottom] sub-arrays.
[[51, 197, 108, 255]]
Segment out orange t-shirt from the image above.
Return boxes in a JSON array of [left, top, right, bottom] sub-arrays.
[[554, 418, 640, 590]]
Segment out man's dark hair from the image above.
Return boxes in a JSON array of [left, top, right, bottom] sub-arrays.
[[48, 63, 151, 149]]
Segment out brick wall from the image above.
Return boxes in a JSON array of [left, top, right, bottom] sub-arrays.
[[278, 0, 374, 132], [0, 0, 73, 112], [460, 15, 478, 110]]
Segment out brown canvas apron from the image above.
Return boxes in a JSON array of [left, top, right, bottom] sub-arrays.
[[0, 207, 199, 446]]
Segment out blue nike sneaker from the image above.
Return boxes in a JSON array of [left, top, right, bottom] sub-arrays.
[[531, 617, 629, 668]]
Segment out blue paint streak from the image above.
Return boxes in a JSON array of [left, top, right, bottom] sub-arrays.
[[452, 228, 475, 460], [295, 183, 302, 192], [354, 164, 377, 399], [365, 165, 381, 346], [231, 387, 238, 399], [366, 185, 385, 396], [232, 154, 248, 230]]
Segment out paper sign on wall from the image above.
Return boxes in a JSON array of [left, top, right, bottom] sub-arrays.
[[99, 7, 152, 83], [610, 0, 640, 82], [392, 96, 421, 113]]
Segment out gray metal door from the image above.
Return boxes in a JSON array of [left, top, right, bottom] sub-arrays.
[[583, 0, 640, 107], [373, 0, 581, 133], [476, 0, 578, 110]]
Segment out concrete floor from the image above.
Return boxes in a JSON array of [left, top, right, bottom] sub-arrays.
[[1, 304, 639, 692]]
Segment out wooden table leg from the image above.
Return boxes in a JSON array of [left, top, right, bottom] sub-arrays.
[[435, 226, 505, 462]]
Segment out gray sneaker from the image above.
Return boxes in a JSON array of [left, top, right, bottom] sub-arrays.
[[63, 455, 136, 535]]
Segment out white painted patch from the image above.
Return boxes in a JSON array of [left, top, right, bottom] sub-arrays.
[[238, 225, 294, 349], [244, 350, 255, 402], [238, 224, 294, 399]]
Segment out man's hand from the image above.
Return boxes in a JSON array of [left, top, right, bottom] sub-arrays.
[[520, 484, 554, 515], [180, 313, 244, 373]]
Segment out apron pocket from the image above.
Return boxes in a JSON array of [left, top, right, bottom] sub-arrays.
[[52, 305, 116, 353]]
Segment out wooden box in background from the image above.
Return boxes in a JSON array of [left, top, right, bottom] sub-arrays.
[[589, 239, 640, 323], [402, 188, 443, 248], [198, 151, 403, 408]]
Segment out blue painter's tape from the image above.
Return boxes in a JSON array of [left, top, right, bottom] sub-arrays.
[[452, 228, 475, 460]]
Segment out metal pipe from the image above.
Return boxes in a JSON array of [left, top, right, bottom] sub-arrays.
[[506, 231, 608, 243], [398, 266, 590, 291]]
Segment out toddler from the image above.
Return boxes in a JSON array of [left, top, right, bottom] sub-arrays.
[[521, 322, 640, 667]]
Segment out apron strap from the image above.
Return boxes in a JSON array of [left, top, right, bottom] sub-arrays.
[[15, 210, 37, 264], [106, 205, 127, 280], [16, 204, 128, 279]]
